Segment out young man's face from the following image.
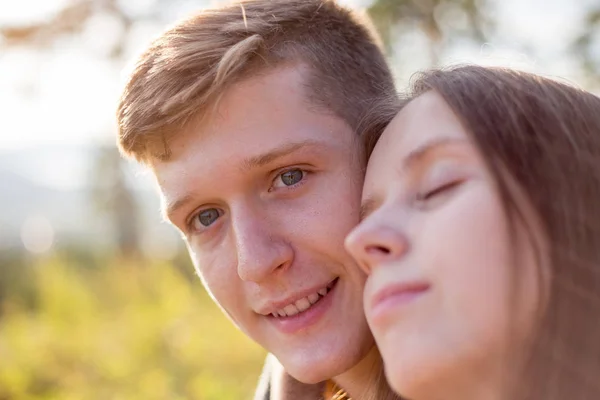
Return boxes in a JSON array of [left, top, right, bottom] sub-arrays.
[[153, 64, 373, 383]]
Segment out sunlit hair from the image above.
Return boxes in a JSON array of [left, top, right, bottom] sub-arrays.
[[323, 351, 404, 400], [116, 0, 396, 164], [361, 64, 600, 399]]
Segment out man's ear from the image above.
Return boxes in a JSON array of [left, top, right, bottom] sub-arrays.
[[254, 353, 325, 400]]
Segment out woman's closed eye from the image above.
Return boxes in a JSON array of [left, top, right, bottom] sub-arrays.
[[417, 179, 463, 200], [415, 179, 464, 209]]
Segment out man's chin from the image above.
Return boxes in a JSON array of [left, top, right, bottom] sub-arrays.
[[274, 352, 357, 384], [262, 354, 325, 399], [288, 369, 328, 385], [269, 355, 325, 383], [263, 310, 376, 382]]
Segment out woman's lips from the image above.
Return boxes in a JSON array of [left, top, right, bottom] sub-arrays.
[[368, 281, 430, 325]]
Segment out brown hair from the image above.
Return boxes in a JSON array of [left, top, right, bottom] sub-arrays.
[[116, 0, 396, 164], [365, 65, 600, 399]]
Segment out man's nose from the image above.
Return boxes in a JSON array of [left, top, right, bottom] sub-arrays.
[[232, 208, 293, 283], [345, 217, 409, 274]]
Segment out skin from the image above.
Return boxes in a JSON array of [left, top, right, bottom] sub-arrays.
[[345, 91, 545, 400], [152, 64, 376, 395]]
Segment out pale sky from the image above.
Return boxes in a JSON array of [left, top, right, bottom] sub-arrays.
[[0, 0, 70, 26], [0, 0, 595, 157]]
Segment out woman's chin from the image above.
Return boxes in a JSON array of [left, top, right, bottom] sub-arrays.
[[381, 348, 424, 398], [380, 341, 451, 400]]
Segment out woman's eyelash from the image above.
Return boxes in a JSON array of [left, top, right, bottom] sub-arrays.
[[417, 180, 462, 201]]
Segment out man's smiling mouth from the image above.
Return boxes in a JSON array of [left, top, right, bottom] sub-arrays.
[[269, 278, 338, 318]]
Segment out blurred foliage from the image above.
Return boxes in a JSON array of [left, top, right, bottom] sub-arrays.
[[572, 5, 600, 88], [367, 0, 492, 63], [0, 256, 266, 400], [0, 0, 133, 55], [89, 146, 141, 259]]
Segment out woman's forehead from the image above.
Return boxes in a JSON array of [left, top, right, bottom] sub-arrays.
[[370, 92, 466, 165]]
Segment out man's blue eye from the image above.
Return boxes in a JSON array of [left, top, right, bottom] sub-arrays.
[[280, 169, 304, 186], [197, 208, 220, 227]]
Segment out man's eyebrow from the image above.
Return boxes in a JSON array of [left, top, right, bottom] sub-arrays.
[[241, 139, 324, 170], [164, 194, 194, 222], [402, 137, 465, 171]]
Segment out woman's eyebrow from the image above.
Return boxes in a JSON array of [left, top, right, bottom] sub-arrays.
[[401, 137, 467, 172], [359, 196, 380, 222], [359, 138, 467, 220]]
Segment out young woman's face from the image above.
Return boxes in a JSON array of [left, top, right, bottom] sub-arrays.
[[345, 91, 546, 399]]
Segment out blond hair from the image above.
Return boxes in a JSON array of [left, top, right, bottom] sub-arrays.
[[116, 0, 396, 163]]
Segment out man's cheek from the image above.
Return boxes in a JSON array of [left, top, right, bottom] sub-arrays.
[[190, 251, 235, 306], [200, 271, 249, 330]]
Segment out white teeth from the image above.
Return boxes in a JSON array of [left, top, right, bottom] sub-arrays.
[[271, 284, 333, 317], [295, 297, 311, 312], [283, 304, 299, 317]]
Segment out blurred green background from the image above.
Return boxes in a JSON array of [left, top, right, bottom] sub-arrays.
[[0, 256, 266, 399], [1, 0, 600, 398]]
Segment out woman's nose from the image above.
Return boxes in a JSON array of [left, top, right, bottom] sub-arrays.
[[345, 219, 409, 274]]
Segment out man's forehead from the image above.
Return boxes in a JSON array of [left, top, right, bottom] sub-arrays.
[[154, 116, 358, 182], [150, 161, 189, 217]]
